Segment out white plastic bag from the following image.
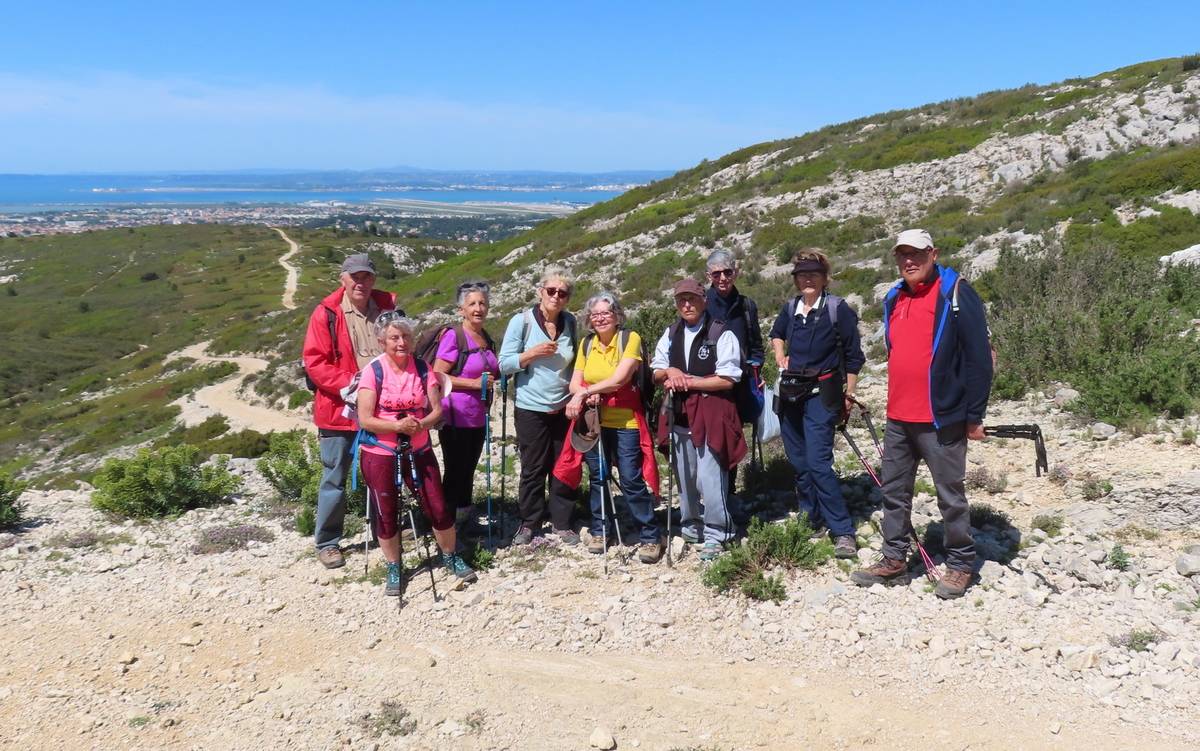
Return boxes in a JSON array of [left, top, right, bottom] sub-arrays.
[[757, 384, 781, 444]]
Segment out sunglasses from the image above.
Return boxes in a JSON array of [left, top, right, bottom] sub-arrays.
[[542, 286, 570, 299], [708, 269, 735, 279], [457, 281, 490, 294]]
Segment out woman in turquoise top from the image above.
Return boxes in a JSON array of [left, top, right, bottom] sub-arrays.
[[498, 265, 578, 545]]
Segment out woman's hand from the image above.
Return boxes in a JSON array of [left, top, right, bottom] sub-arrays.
[[585, 393, 600, 406], [774, 351, 788, 371], [528, 341, 558, 359], [394, 416, 422, 436], [565, 393, 585, 420]]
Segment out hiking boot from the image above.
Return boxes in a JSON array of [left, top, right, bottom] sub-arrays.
[[638, 539, 665, 564], [384, 562, 402, 596], [833, 535, 858, 560], [680, 527, 701, 545], [511, 526, 535, 546], [698, 541, 723, 561], [443, 552, 478, 583], [317, 547, 345, 569], [934, 568, 972, 600], [587, 533, 607, 555], [552, 527, 580, 546], [850, 556, 911, 587]]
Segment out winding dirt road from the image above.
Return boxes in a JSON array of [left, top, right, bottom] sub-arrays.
[[168, 227, 311, 434]]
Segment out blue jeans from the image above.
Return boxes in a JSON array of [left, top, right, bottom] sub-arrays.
[[585, 427, 660, 543], [315, 430, 355, 550], [779, 396, 853, 537]]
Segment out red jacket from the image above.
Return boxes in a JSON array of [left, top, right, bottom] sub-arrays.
[[302, 287, 398, 431], [552, 384, 660, 496]]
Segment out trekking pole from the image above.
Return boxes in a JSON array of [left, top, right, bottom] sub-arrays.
[[399, 438, 439, 602], [482, 372, 493, 548], [364, 487, 372, 578], [390, 454, 407, 612], [664, 389, 675, 568], [847, 396, 883, 458], [499, 375, 509, 537], [597, 431, 609, 577], [838, 424, 940, 583], [984, 424, 1048, 476]]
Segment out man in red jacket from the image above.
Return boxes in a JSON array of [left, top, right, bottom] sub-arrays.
[[302, 254, 399, 568]]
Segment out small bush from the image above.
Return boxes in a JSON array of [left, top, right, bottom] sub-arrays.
[[702, 516, 833, 601], [1110, 628, 1158, 652], [191, 523, 274, 554], [258, 431, 320, 506], [463, 543, 495, 571], [969, 503, 1011, 530], [1113, 524, 1160, 542], [966, 467, 1009, 494], [0, 473, 28, 530], [1180, 427, 1197, 445], [287, 390, 313, 410], [1183, 54, 1200, 72], [1048, 463, 1072, 485], [1031, 514, 1064, 537], [1080, 474, 1113, 501], [294, 506, 316, 537], [206, 429, 271, 458], [46, 529, 130, 549], [1108, 543, 1130, 571], [357, 700, 417, 738], [92, 445, 240, 519]]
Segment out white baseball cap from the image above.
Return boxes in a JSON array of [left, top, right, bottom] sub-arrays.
[[892, 229, 935, 252]]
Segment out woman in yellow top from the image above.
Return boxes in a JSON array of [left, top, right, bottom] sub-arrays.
[[561, 291, 663, 563]]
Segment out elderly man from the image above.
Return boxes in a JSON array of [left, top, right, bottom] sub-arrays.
[[301, 253, 399, 569], [703, 248, 764, 499], [651, 278, 747, 560], [851, 229, 993, 599]]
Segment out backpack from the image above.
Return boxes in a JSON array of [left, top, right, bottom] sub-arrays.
[[303, 307, 339, 391], [581, 328, 657, 425], [518, 307, 577, 351], [341, 356, 432, 423], [415, 323, 495, 375]]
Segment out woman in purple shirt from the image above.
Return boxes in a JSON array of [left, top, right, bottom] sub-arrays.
[[433, 281, 501, 531]]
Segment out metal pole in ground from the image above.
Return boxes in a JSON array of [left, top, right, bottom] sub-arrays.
[[482, 372, 493, 548], [399, 439, 439, 602], [598, 439, 609, 577], [664, 389, 675, 568], [499, 375, 509, 538]]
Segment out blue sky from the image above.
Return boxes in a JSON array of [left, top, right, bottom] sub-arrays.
[[2, 0, 1198, 173]]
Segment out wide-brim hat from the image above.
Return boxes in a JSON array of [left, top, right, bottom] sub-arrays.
[[570, 405, 601, 453]]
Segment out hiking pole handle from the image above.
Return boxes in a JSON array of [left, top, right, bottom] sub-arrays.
[[480, 371, 489, 401]]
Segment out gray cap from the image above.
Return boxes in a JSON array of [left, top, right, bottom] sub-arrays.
[[341, 253, 376, 275]]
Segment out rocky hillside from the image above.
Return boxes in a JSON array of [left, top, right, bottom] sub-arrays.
[[396, 55, 1200, 321]]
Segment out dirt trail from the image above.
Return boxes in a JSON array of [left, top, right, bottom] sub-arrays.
[[170, 341, 309, 433], [272, 227, 300, 311]]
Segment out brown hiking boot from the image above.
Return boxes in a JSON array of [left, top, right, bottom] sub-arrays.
[[637, 539, 665, 564], [850, 556, 910, 587], [934, 568, 973, 600], [317, 547, 345, 569]]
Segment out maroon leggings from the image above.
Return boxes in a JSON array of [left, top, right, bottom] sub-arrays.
[[360, 448, 453, 539]]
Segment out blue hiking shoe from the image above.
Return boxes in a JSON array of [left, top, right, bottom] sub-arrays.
[[699, 541, 723, 561], [384, 562, 402, 597], [443, 552, 478, 583]]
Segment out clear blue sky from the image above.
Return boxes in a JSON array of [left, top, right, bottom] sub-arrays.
[[2, 0, 1197, 173]]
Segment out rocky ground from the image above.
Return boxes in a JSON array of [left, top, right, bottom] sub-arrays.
[[3, 383, 1199, 750]]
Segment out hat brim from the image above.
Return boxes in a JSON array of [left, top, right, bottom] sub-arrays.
[[570, 406, 600, 453]]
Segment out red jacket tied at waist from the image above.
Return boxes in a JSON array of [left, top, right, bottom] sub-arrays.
[[552, 384, 660, 496], [655, 391, 746, 470]]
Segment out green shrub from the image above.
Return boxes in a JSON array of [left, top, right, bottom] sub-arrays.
[[294, 505, 316, 537], [191, 523, 275, 554], [969, 503, 1011, 529], [1111, 628, 1158, 652], [91, 445, 240, 519], [258, 431, 321, 506], [1031, 514, 1064, 537], [1080, 474, 1113, 501], [0, 472, 28, 530], [1108, 543, 1130, 571], [287, 390, 313, 409], [985, 245, 1200, 424], [702, 516, 832, 601], [205, 429, 271, 458]]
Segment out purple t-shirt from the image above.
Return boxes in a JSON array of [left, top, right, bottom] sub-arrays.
[[436, 327, 499, 428]]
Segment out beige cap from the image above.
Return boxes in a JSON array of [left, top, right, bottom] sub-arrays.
[[892, 229, 935, 252]]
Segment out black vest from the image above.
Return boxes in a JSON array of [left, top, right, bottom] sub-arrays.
[[668, 315, 720, 377]]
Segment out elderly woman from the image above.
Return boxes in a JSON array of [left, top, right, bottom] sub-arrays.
[[704, 248, 765, 497], [768, 248, 865, 560], [434, 281, 500, 532], [357, 312, 476, 596], [498, 265, 579, 545], [553, 291, 662, 562]]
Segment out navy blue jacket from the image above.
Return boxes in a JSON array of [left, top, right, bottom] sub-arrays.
[[705, 285, 765, 365], [882, 264, 993, 428], [768, 294, 865, 375]]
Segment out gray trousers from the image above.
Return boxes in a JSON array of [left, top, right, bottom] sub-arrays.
[[315, 430, 355, 550], [672, 426, 734, 544], [879, 419, 975, 572]]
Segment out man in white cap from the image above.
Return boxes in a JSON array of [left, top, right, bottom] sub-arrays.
[[301, 253, 399, 568], [851, 229, 993, 599]]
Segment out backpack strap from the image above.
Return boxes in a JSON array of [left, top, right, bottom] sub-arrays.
[[583, 332, 596, 359], [326, 307, 339, 363], [951, 278, 962, 316], [782, 297, 798, 345], [452, 324, 470, 376], [371, 359, 384, 389]]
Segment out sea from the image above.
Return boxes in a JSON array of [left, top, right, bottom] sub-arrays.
[[0, 174, 626, 213]]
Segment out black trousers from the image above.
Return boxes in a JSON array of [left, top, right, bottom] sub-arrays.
[[438, 424, 487, 510], [514, 407, 575, 531]]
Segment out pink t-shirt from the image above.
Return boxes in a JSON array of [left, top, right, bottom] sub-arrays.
[[358, 355, 431, 455], [436, 327, 499, 429]]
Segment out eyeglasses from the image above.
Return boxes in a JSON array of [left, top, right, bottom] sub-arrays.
[[542, 286, 570, 299], [708, 269, 735, 279], [589, 310, 614, 320]]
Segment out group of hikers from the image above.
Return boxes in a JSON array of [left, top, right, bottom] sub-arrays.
[[301, 228, 994, 601]]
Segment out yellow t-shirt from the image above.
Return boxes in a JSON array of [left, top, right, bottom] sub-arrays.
[[574, 331, 643, 430]]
